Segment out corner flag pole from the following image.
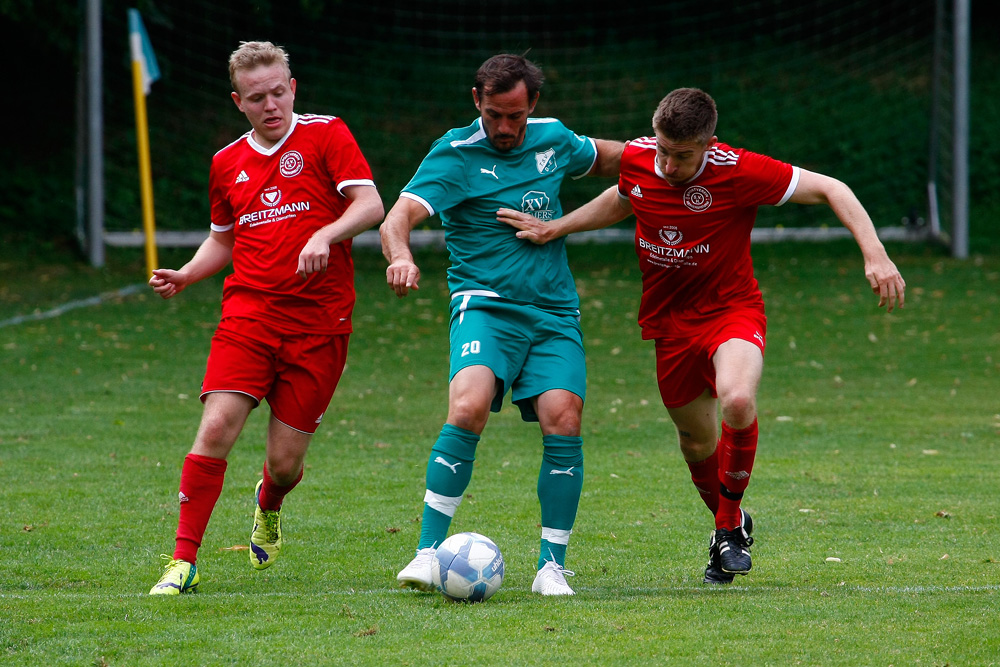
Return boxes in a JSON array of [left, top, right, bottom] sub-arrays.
[[128, 9, 161, 278]]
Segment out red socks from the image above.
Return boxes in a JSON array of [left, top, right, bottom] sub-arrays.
[[686, 448, 720, 515], [257, 463, 303, 512], [716, 419, 758, 530], [174, 453, 227, 564]]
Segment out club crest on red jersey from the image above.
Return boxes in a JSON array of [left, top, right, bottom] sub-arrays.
[[280, 150, 304, 178], [260, 187, 283, 207], [657, 226, 683, 246], [683, 185, 712, 212]]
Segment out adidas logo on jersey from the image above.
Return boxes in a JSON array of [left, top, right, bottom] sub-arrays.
[[235, 170, 250, 184], [631, 184, 643, 198]]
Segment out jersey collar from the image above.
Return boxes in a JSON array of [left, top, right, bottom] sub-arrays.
[[247, 113, 299, 156], [653, 147, 710, 186]]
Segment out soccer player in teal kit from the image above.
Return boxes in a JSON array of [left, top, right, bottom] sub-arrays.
[[380, 54, 623, 595]]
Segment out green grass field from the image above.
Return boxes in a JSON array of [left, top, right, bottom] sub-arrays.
[[1, 242, 998, 666]]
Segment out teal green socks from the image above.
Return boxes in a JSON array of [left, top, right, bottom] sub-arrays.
[[417, 423, 479, 550], [536, 434, 584, 569]]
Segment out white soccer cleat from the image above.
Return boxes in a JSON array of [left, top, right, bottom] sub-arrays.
[[531, 560, 576, 596], [397, 547, 436, 591]]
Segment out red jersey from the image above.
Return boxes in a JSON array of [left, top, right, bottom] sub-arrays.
[[208, 113, 375, 335], [618, 138, 798, 339]]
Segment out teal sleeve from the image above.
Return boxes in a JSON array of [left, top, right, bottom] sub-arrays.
[[402, 139, 469, 215]]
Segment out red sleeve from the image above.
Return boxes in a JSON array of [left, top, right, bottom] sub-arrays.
[[208, 155, 235, 230], [732, 150, 794, 208], [323, 118, 374, 192], [617, 139, 643, 198]]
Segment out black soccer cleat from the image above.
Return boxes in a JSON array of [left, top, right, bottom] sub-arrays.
[[703, 531, 735, 584], [716, 526, 754, 574], [703, 509, 754, 584]]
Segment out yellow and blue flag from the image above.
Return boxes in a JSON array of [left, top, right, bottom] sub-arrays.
[[128, 9, 160, 95]]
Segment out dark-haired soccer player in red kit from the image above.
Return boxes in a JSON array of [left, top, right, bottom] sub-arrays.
[[147, 41, 384, 594], [499, 87, 905, 583]]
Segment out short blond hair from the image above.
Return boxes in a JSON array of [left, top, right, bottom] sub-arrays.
[[228, 41, 291, 93]]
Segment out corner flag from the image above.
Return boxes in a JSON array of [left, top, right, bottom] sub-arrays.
[[128, 9, 160, 94], [128, 8, 160, 279]]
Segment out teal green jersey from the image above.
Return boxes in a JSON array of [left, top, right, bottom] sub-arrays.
[[401, 117, 598, 311]]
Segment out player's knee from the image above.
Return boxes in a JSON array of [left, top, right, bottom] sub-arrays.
[[720, 391, 756, 429], [678, 437, 715, 461], [192, 419, 240, 455], [266, 459, 303, 485], [537, 398, 582, 436], [554, 415, 582, 436], [446, 399, 490, 434]]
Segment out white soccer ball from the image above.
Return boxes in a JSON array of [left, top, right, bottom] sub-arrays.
[[431, 532, 505, 602]]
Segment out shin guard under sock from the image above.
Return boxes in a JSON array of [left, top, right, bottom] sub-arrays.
[[174, 453, 227, 563], [686, 448, 720, 516], [418, 424, 479, 550], [537, 434, 584, 568], [716, 419, 758, 530]]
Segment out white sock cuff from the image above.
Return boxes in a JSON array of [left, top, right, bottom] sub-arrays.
[[541, 527, 573, 545], [424, 489, 463, 517]]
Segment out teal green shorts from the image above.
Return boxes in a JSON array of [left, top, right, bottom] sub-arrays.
[[449, 294, 586, 422]]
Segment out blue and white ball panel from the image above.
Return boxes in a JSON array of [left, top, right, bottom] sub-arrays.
[[431, 532, 504, 602]]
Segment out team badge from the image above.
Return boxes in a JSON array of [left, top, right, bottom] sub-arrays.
[[522, 191, 553, 221], [260, 187, 283, 207], [683, 185, 712, 212], [279, 150, 304, 178], [535, 148, 557, 174], [657, 226, 683, 246]]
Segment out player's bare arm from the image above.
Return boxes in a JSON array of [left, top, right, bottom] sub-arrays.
[[589, 139, 626, 178], [380, 197, 431, 297], [789, 169, 906, 312], [498, 184, 633, 245], [148, 230, 235, 299], [296, 184, 384, 279]]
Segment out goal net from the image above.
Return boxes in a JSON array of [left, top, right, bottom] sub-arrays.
[[98, 0, 957, 250]]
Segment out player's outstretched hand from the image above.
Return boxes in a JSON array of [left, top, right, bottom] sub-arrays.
[[148, 269, 187, 300], [866, 257, 906, 312], [386, 259, 420, 298], [497, 208, 556, 245], [297, 235, 331, 279]]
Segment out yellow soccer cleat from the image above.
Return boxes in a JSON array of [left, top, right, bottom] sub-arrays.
[[250, 479, 282, 570], [149, 556, 199, 595]]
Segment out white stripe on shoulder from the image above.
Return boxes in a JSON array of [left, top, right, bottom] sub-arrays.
[[527, 117, 560, 125], [451, 128, 487, 147], [298, 113, 337, 124], [776, 166, 800, 206], [630, 136, 657, 151], [706, 145, 738, 166]]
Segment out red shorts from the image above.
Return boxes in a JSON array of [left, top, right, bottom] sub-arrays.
[[201, 317, 349, 434], [654, 309, 766, 409]]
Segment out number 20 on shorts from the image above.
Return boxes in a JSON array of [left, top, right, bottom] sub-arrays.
[[461, 340, 481, 357]]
